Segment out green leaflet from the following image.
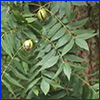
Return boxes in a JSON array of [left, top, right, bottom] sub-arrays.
[[22, 28, 37, 41], [28, 24, 41, 34], [13, 13, 27, 24], [22, 61, 29, 75], [25, 18, 37, 23], [62, 11, 77, 24], [62, 39, 74, 56], [4, 34, 13, 54], [10, 66, 28, 80], [76, 33, 98, 39], [44, 18, 57, 29], [48, 23, 61, 37], [43, 44, 52, 53], [65, 1, 71, 21], [8, 14, 17, 29], [42, 70, 55, 79], [36, 50, 45, 59], [26, 89, 34, 99], [42, 27, 47, 36], [5, 33, 15, 54], [69, 63, 86, 69], [51, 28, 66, 41], [82, 84, 91, 99], [64, 54, 86, 62], [88, 79, 99, 82], [40, 56, 59, 70], [28, 70, 40, 82], [56, 33, 71, 48], [52, 65, 63, 79], [71, 1, 87, 6], [70, 11, 78, 21], [13, 58, 24, 73], [24, 1, 31, 13], [4, 73, 24, 88], [58, 1, 67, 19], [40, 79, 50, 95], [37, 49, 56, 66], [26, 77, 41, 92], [29, 65, 39, 73], [15, 38, 21, 50], [90, 90, 98, 99], [75, 38, 89, 51], [18, 52, 31, 64], [44, 77, 62, 88], [2, 80, 15, 95], [32, 88, 39, 96], [49, 90, 66, 99], [71, 29, 95, 35], [51, 1, 61, 14], [92, 83, 99, 90], [1, 38, 12, 57], [67, 18, 88, 29], [62, 17, 69, 24], [84, 71, 99, 77], [63, 63, 71, 81]]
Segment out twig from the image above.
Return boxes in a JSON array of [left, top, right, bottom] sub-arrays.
[[1, 45, 23, 81], [45, 9, 71, 34], [1, 28, 22, 39]]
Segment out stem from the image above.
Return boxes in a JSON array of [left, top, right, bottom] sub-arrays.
[[1, 28, 21, 39], [1, 45, 23, 81], [45, 9, 71, 34]]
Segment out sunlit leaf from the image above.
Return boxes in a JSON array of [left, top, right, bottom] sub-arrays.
[[40, 79, 50, 95]]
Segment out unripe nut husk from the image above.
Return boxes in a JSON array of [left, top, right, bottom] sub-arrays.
[[23, 39, 33, 51], [37, 8, 47, 21]]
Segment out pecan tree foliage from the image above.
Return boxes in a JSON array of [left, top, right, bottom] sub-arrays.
[[1, 1, 99, 99]]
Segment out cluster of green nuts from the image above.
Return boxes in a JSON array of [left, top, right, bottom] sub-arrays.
[[23, 7, 47, 51], [37, 7, 47, 21]]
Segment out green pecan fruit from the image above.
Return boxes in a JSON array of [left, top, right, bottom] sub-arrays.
[[37, 8, 47, 21], [23, 39, 33, 51]]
